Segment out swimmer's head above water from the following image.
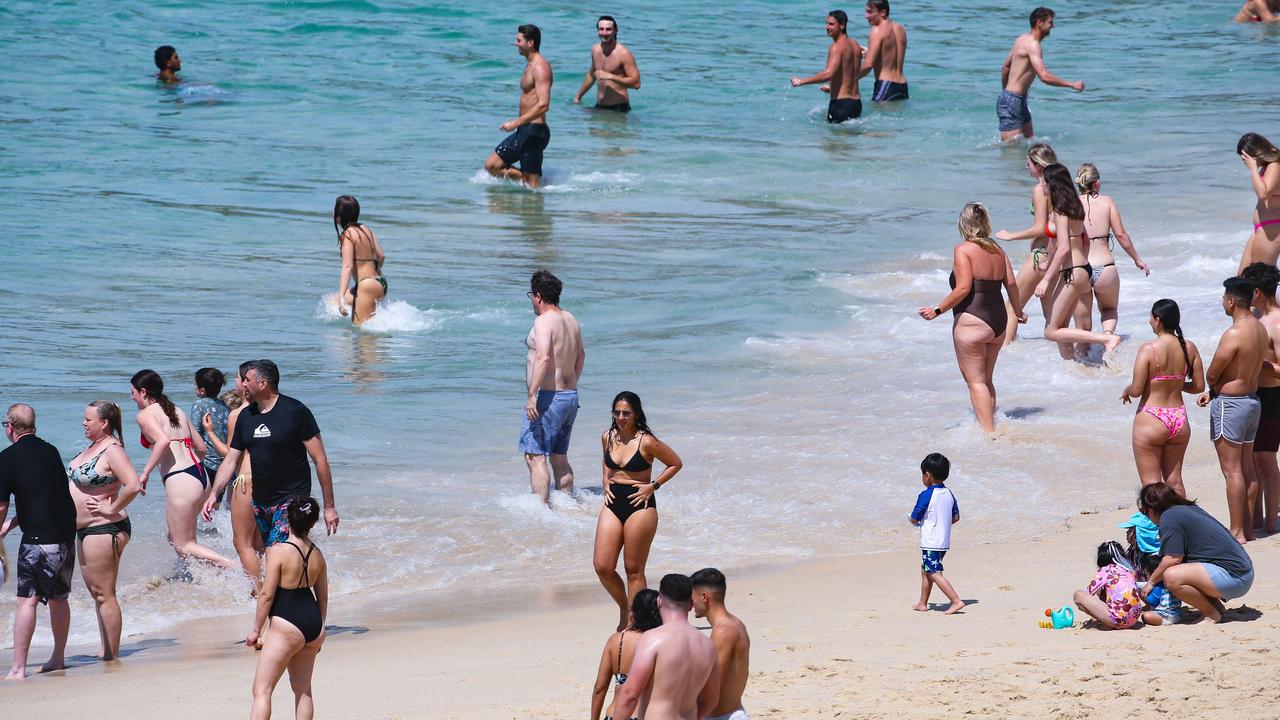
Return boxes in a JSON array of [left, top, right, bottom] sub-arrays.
[[154, 45, 180, 81]]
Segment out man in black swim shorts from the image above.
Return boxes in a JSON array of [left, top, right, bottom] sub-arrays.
[[860, 1, 909, 102], [791, 10, 864, 124], [484, 24, 554, 188], [572, 15, 641, 113]]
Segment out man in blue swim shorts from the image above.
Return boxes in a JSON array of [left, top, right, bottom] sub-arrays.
[[996, 7, 1084, 141], [484, 24, 553, 188], [521, 270, 585, 503]]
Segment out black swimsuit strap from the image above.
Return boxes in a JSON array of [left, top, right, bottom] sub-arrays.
[[283, 540, 316, 590], [617, 630, 626, 670]]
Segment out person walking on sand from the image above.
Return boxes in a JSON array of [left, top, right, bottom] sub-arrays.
[[611, 574, 721, 720], [691, 568, 752, 720], [918, 202, 1026, 433], [910, 453, 964, 615], [573, 16, 641, 113], [858, 1, 908, 102], [522, 270, 584, 504], [996, 7, 1084, 142], [247, 497, 328, 720], [484, 24, 552, 189], [1242, 262, 1280, 533], [1199, 277, 1268, 543], [790, 10, 864, 123], [0, 404, 77, 679], [1121, 300, 1205, 497]]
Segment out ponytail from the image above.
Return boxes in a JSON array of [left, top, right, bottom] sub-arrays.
[[88, 400, 124, 444], [130, 369, 179, 428], [1172, 326, 1191, 380], [1151, 299, 1192, 379]]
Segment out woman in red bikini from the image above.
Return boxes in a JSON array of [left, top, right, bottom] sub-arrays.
[[1121, 300, 1205, 497], [132, 369, 235, 569], [1237, 133, 1280, 271]]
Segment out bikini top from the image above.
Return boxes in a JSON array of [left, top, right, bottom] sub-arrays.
[[604, 433, 652, 472], [67, 443, 119, 489], [140, 433, 192, 450], [614, 630, 629, 685], [344, 225, 383, 270], [1145, 342, 1188, 383]]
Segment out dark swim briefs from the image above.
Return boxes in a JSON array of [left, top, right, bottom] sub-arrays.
[[594, 101, 631, 113], [494, 123, 551, 177], [1255, 386, 1280, 452], [827, 98, 862, 123], [996, 89, 1032, 132], [872, 80, 909, 101]]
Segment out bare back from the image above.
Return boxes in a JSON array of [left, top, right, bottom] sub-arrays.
[[642, 624, 717, 720], [1004, 33, 1041, 94], [869, 20, 907, 82], [1080, 193, 1117, 264], [1259, 307, 1280, 390], [708, 614, 750, 717], [526, 308, 584, 391], [830, 35, 862, 100]]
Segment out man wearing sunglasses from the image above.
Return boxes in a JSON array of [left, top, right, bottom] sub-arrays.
[[522, 270, 585, 504]]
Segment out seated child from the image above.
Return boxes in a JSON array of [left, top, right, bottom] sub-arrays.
[[1073, 541, 1142, 630], [1139, 553, 1184, 626]]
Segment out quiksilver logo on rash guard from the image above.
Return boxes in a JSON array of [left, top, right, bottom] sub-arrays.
[[253, 424, 271, 438]]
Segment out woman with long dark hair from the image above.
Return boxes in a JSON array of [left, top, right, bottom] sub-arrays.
[[131, 369, 234, 569], [1036, 163, 1123, 359], [592, 392, 683, 631], [203, 363, 261, 588], [590, 589, 662, 720], [334, 195, 388, 325], [1236, 133, 1280, 270], [1121, 301, 1205, 496]]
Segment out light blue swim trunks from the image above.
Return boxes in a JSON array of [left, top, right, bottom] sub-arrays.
[[519, 390, 579, 456]]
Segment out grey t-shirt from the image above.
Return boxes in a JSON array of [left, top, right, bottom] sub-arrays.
[[1158, 505, 1253, 578]]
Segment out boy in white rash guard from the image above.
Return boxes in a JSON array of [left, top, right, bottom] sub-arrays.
[[909, 453, 965, 614]]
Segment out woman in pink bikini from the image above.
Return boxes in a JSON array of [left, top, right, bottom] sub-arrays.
[[1237, 133, 1280, 272], [1121, 300, 1205, 497]]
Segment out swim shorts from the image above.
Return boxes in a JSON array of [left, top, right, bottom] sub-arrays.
[[1255, 387, 1280, 452], [595, 101, 631, 113], [996, 89, 1031, 132], [707, 709, 750, 720], [494, 123, 551, 177], [1204, 563, 1253, 601], [872, 80, 909, 102], [16, 542, 75, 604], [253, 501, 291, 547], [920, 549, 946, 574], [827, 98, 862, 123], [519, 390, 579, 456], [1209, 393, 1261, 445]]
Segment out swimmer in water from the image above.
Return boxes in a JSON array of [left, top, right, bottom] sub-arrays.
[[1236, 133, 1280, 272], [154, 45, 181, 85], [572, 16, 641, 113], [791, 10, 864, 124], [1071, 163, 1150, 345], [858, 1, 908, 102], [484, 25, 553, 189], [995, 143, 1058, 342], [996, 7, 1084, 142], [333, 195, 387, 325], [1235, 0, 1279, 22]]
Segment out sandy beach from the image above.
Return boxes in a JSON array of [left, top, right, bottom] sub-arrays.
[[6, 446, 1278, 718]]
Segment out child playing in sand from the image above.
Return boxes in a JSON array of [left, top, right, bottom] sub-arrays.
[[909, 453, 964, 614], [1073, 541, 1142, 629], [1139, 553, 1184, 626]]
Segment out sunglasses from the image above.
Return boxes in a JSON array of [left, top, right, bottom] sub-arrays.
[[611, 410, 633, 417]]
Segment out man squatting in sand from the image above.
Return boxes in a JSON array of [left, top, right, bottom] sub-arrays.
[[1198, 277, 1268, 543], [791, 10, 863, 124], [858, 1, 908, 102], [691, 568, 751, 720], [573, 15, 641, 112], [522, 270, 585, 504], [997, 7, 1084, 142], [612, 574, 720, 720], [485, 24, 553, 189]]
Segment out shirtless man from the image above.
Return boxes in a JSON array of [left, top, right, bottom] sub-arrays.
[[154, 45, 181, 84], [1198, 277, 1269, 543], [858, 1, 908, 102], [996, 7, 1084, 142], [790, 10, 863, 124], [1243, 263, 1280, 533], [484, 25, 553, 189], [572, 16, 641, 113], [522, 269, 584, 503], [612, 574, 720, 720], [1235, 0, 1279, 23], [691, 568, 751, 720]]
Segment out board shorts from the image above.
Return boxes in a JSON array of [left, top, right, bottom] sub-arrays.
[[253, 501, 291, 547], [996, 89, 1031, 132], [1204, 563, 1254, 601], [16, 542, 75, 604], [921, 549, 946, 574], [872, 80, 909, 101], [519, 390, 579, 456], [494, 123, 551, 176], [595, 101, 631, 113], [1209, 393, 1261, 445], [827, 97, 862, 123]]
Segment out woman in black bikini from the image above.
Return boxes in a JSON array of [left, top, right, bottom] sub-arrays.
[[334, 195, 388, 325], [1036, 164, 1124, 360], [591, 589, 661, 720], [919, 203, 1025, 432], [1072, 162, 1150, 340], [593, 392, 683, 631], [248, 496, 328, 720], [131, 369, 235, 569]]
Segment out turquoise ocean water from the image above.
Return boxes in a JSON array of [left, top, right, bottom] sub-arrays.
[[1, 1, 1278, 643]]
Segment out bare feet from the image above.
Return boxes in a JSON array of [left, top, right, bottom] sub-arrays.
[[944, 600, 966, 615], [5, 667, 26, 680], [911, 603, 928, 612], [38, 660, 65, 673]]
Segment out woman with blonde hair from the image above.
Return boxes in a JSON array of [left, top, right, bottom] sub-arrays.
[[1237, 133, 1280, 271], [1072, 163, 1150, 339], [67, 400, 142, 660], [919, 203, 1026, 432], [995, 143, 1058, 340], [334, 195, 388, 325]]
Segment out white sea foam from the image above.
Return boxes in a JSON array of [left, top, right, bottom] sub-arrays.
[[314, 295, 443, 333]]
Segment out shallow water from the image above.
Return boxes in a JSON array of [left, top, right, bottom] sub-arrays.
[[1, 1, 1278, 645]]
